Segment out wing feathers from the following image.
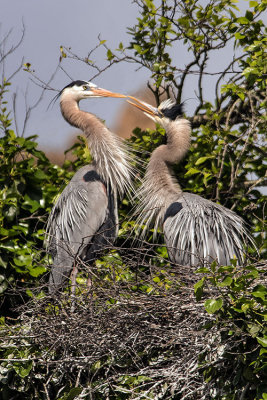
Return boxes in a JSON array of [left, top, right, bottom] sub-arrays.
[[163, 193, 255, 266], [46, 166, 111, 290]]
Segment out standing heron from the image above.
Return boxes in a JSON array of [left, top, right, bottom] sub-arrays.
[[127, 97, 255, 266], [47, 80, 134, 293]]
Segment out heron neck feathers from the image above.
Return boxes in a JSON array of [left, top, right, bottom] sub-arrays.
[[157, 118, 191, 164], [60, 98, 134, 198], [145, 118, 191, 201], [135, 118, 191, 237]]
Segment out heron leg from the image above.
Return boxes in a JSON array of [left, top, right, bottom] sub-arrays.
[[86, 265, 92, 291], [70, 263, 78, 312], [85, 263, 95, 321]]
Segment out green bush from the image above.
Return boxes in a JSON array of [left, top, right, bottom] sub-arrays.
[[195, 261, 267, 399], [0, 81, 94, 314], [0, 0, 266, 398]]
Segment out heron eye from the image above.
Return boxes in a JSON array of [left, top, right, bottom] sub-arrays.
[[83, 85, 88, 90]]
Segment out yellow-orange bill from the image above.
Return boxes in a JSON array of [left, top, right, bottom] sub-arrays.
[[126, 99, 156, 116], [91, 88, 127, 98], [127, 95, 153, 107], [126, 95, 160, 116]]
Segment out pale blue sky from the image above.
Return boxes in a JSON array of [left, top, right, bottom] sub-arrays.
[[1, 0, 147, 149], [1, 0, 261, 151]]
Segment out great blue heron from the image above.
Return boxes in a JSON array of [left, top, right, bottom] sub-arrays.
[[47, 80, 134, 293], [127, 97, 255, 266]]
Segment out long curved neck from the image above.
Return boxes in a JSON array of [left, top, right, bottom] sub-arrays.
[[147, 118, 191, 200], [136, 118, 191, 236], [60, 96, 134, 198], [61, 98, 102, 131]]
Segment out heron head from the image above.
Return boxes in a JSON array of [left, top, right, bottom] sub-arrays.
[[127, 97, 183, 124], [59, 80, 126, 102], [158, 100, 183, 121]]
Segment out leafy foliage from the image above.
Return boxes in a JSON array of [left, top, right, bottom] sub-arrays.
[[0, 0, 266, 399], [0, 83, 93, 313], [0, 80, 54, 310], [195, 261, 267, 399]]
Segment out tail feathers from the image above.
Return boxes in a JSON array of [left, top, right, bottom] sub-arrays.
[[48, 258, 73, 294]]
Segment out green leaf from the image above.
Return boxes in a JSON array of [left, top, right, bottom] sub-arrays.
[[13, 254, 32, 267], [0, 256, 7, 269], [194, 277, 205, 301], [0, 242, 17, 252], [243, 66, 258, 76], [133, 44, 142, 54], [3, 205, 17, 222], [195, 156, 214, 165], [259, 348, 267, 356], [235, 32, 245, 40], [142, 135, 150, 142], [194, 277, 205, 291], [210, 261, 218, 273], [185, 168, 201, 176], [241, 302, 250, 313], [144, 0, 155, 9], [195, 267, 210, 273], [26, 289, 34, 297], [13, 361, 32, 378], [28, 265, 46, 277], [248, 323, 260, 337], [204, 298, 223, 314], [257, 337, 267, 347], [58, 387, 83, 400], [12, 224, 29, 235], [252, 285, 266, 301], [237, 17, 249, 24], [237, 91, 245, 101], [106, 49, 114, 60], [218, 276, 233, 287], [34, 169, 48, 180], [23, 194, 41, 212]]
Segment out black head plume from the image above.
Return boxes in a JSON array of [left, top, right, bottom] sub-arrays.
[[64, 80, 89, 89], [161, 103, 184, 121], [47, 91, 61, 110], [47, 80, 90, 110]]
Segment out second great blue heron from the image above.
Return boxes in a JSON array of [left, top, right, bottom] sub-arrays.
[[47, 80, 134, 293], [127, 97, 255, 266]]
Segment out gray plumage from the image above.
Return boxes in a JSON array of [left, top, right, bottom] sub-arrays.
[[163, 193, 250, 266], [47, 165, 118, 288], [128, 98, 255, 266], [47, 81, 135, 292]]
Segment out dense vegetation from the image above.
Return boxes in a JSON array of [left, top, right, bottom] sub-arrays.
[[0, 0, 266, 399]]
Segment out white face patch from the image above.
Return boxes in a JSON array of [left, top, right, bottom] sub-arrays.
[[87, 81, 97, 88], [62, 83, 97, 101]]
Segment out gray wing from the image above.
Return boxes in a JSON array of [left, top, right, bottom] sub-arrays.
[[163, 192, 253, 266], [47, 165, 117, 290]]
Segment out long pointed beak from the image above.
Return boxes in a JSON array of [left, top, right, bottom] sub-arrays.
[[126, 95, 161, 117], [90, 87, 127, 98]]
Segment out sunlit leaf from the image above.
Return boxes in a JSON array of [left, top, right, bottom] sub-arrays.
[[204, 298, 223, 314]]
